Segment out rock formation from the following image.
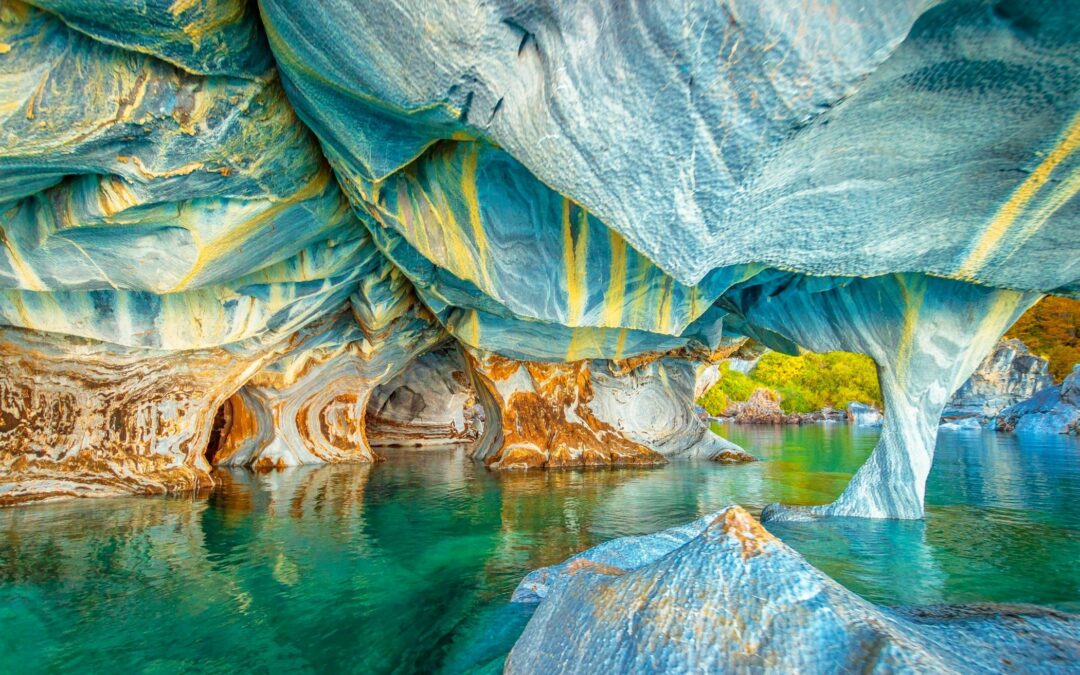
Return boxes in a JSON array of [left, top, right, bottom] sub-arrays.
[[466, 349, 753, 470], [944, 339, 1055, 424], [0, 0, 1078, 520], [737, 274, 1039, 520], [210, 242, 445, 468], [995, 366, 1080, 435], [365, 342, 485, 447], [507, 507, 1080, 673], [847, 402, 884, 428]]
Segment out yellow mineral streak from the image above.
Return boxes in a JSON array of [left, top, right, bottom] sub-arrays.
[[959, 110, 1080, 277], [561, 199, 589, 325], [168, 170, 332, 292], [603, 230, 628, 327], [893, 274, 925, 385], [460, 144, 493, 289]]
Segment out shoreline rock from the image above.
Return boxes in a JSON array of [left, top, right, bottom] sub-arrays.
[[507, 507, 1080, 673]]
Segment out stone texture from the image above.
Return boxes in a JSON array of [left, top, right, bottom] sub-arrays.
[[995, 366, 1080, 435], [213, 274, 444, 468], [1, 0, 1078, 522], [944, 338, 1054, 423], [507, 507, 1080, 673], [732, 273, 1039, 520], [0, 326, 279, 505], [467, 349, 752, 469], [466, 350, 667, 470], [365, 342, 484, 447], [263, 0, 1079, 296]]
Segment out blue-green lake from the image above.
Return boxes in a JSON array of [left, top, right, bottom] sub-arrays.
[[1, 425, 1078, 673]]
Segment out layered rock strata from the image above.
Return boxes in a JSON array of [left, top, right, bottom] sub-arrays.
[[507, 507, 1080, 673]]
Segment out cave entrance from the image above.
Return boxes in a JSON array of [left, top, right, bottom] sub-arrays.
[[364, 343, 487, 451], [204, 400, 233, 465]]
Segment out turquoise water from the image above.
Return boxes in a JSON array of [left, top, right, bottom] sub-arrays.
[[1, 425, 1078, 673]]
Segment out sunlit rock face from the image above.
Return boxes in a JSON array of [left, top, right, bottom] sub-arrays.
[[213, 269, 444, 468], [365, 342, 484, 447], [995, 366, 1080, 435], [507, 507, 1080, 673], [944, 338, 1054, 423]]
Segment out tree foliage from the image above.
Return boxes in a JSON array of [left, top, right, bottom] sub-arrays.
[[698, 352, 882, 415], [1005, 296, 1080, 382]]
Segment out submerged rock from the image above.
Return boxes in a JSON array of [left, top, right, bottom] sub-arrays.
[[944, 339, 1054, 424], [995, 366, 1080, 435], [507, 507, 1080, 673]]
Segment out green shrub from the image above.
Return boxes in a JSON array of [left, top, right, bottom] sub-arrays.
[[696, 350, 882, 413]]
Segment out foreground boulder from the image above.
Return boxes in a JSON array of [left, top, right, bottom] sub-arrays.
[[507, 507, 1080, 673]]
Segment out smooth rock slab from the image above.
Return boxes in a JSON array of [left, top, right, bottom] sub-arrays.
[[507, 507, 1080, 674]]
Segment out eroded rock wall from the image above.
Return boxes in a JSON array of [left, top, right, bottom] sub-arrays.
[[0, 326, 277, 505], [365, 342, 484, 447], [467, 349, 751, 470], [213, 269, 445, 468]]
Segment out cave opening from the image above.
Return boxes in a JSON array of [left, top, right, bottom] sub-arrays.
[[204, 400, 233, 466]]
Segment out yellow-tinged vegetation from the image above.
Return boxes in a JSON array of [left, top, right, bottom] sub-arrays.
[[1005, 296, 1080, 382], [698, 352, 882, 416]]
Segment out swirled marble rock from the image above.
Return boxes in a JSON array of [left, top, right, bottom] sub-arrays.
[[2, 0, 1079, 522], [22, 0, 271, 78], [262, 0, 1079, 295], [365, 342, 485, 447], [506, 507, 1080, 673], [466, 350, 666, 470], [587, 356, 752, 461], [467, 348, 752, 469], [0, 325, 281, 505], [728, 273, 1039, 520], [0, 2, 369, 500], [212, 266, 444, 468]]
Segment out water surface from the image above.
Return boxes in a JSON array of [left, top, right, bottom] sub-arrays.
[[1, 425, 1077, 673]]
